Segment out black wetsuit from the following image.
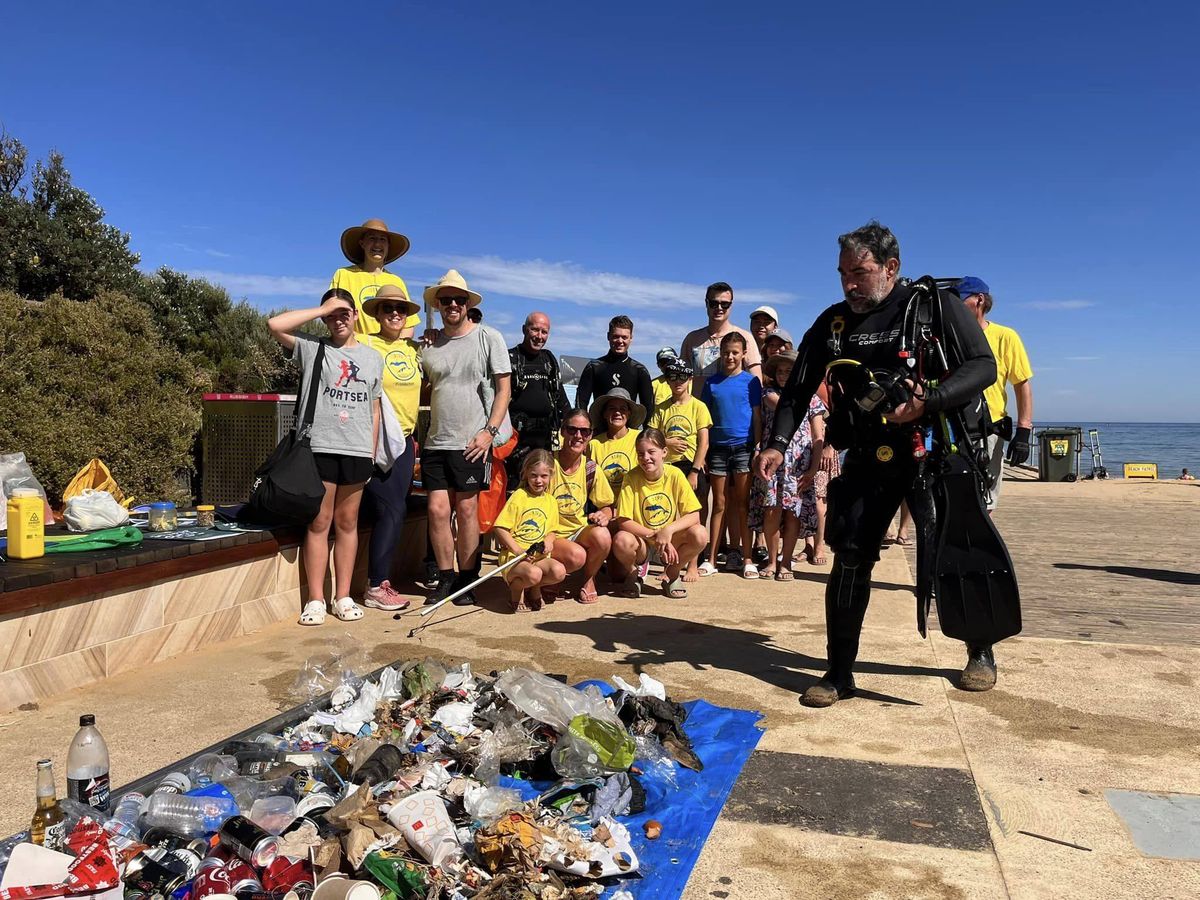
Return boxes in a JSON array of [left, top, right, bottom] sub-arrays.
[[507, 344, 570, 481], [771, 281, 996, 684], [575, 352, 654, 414]]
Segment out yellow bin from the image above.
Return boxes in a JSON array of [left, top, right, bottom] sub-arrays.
[[6, 488, 45, 559]]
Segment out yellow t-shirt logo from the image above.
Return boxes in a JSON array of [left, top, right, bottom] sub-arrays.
[[513, 509, 550, 544], [642, 492, 673, 528]]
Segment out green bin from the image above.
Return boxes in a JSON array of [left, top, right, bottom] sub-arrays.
[[1036, 427, 1081, 482]]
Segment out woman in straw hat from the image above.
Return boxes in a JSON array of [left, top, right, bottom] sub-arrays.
[[359, 284, 424, 612], [330, 218, 419, 339], [586, 388, 646, 495]]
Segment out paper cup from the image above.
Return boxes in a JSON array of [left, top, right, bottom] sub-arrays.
[[384, 790, 461, 866], [312, 875, 380, 900]]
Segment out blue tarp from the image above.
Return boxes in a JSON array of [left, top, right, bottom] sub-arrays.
[[502, 681, 764, 899]]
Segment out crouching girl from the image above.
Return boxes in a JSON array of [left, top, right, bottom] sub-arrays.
[[611, 429, 708, 599], [493, 450, 566, 612]]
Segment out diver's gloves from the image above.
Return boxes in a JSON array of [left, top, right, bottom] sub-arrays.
[[1007, 427, 1032, 465]]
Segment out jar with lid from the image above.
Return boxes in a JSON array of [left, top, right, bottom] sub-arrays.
[[195, 505, 215, 528], [148, 502, 178, 532]]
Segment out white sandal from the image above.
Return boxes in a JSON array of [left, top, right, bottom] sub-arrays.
[[697, 562, 719, 577], [299, 599, 327, 626], [331, 596, 364, 621]]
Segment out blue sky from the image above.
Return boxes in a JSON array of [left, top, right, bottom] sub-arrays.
[[2, 1, 1197, 422]]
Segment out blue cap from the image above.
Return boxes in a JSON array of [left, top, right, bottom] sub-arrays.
[[955, 276, 990, 298]]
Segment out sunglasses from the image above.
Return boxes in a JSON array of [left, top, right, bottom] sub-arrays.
[[376, 303, 409, 314], [439, 295, 471, 306], [667, 373, 690, 382], [563, 425, 593, 437], [706, 300, 732, 310]]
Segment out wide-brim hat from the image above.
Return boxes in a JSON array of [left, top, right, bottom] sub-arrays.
[[589, 387, 646, 431], [362, 284, 420, 320], [763, 348, 798, 381], [340, 218, 410, 265], [423, 269, 483, 309]]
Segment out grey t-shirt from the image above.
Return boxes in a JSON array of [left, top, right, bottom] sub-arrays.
[[291, 334, 383, 458], [422, 324, 512, 450]]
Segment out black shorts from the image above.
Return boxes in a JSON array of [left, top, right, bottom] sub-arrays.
[[671, 459, 694, 476], [314, 453, 374, 486], [421, 448, 489, 493]]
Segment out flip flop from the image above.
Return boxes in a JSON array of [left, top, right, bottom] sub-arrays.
[[809, 551, 827, 565], [576, 586, 600, 604], [894, 535, 911, 546], [510, 596, 531, 613], [331, 596, 363, 621], [660, 576, 687, 599], [775, 568, 794, 582], [299, 599, 327, 626]]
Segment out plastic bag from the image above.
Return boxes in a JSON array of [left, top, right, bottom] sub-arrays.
[[475, 719, 537, 785], [612, 672, 667, 700], [496, 668, 619, 732], [551, 715, 636, 779], [64, 489, 131, 532], [0, 452, 49, 532], [462, 783, 524, 825], [63, 458, 129, 506]]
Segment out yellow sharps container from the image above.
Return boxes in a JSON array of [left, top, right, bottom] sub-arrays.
[[6, 488, 45, 559]]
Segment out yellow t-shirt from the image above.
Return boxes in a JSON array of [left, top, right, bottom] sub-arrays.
[[587, 429, 639, 491], [493, 487, 560, 564], [982, 322, 1033, 422], [648, 395, 713, 463], [363, 334, 422, 436], [616, 465, 701, 530], [551, 457, 615, 537], [329, 266, 420, 335], [651, 376, 673, 406]]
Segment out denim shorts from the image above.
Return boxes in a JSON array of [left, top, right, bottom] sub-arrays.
[[707, 443, 752, 476]]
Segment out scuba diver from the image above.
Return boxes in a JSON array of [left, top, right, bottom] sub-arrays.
[[756, 221, 1021, 707]]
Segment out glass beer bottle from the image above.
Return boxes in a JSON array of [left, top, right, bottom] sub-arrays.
[[31, 759, 68, 850]]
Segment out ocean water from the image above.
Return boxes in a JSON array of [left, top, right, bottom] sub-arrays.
[[1031, 422, 1199, 479]]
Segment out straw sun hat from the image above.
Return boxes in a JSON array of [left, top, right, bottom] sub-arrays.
[[588, 387, 647, 432], [423, 269, 483, 309], [362, 284, 419, 320], [340, 218, 410, 265]]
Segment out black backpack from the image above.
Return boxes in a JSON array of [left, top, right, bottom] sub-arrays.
[[240, 342, 328, 525]]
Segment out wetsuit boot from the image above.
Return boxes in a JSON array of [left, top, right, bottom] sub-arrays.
[[802, 555, 873, 708], [959, 644, 997, 692]]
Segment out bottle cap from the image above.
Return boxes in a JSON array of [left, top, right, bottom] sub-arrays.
[[37, 758, 51, 767], [80, 714, 96, 726], [196, 505, 215, 511], [149, 502, 174, 511], [11, 488, 39, 498]]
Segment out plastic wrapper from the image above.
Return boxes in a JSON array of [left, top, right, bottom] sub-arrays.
[[0, 452, 48, 512], [496, 669, 618, 733], [363, 851, 427, 900], [632, 734, 679, 790], [473, 720, 537, 785], [551, 716, 636, 779], [431, 702, 476, 737], [611, 672, 666, 701], [400, 659, 446, 700], [543, 817, 639, 879], [463, 784, 524, 825]]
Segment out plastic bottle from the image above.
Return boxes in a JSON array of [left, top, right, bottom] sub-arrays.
[[66, 714, 111, 813], [30, 759, 67, 850], [6, 488, 45, 559], [152, 772, 192, 795], [143, 792, 238, 837], [109, 791, 146, 838]]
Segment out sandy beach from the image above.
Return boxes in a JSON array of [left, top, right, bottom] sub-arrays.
[[1, 473, 1197, 898]]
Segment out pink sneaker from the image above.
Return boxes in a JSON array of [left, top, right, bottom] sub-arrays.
[[362, 580, 411, 611]]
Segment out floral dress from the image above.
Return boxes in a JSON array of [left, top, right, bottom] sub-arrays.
[[750, 391, 825, 534]]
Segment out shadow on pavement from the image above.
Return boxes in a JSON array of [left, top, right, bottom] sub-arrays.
[[537, 613, 961, 706], [1054, 562, 1200, 585]]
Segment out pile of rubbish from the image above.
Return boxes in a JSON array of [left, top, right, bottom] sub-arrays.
[[1, 660, 708, 900]]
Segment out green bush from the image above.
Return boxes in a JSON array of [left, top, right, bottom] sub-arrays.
[[0, 290, 201, 505]]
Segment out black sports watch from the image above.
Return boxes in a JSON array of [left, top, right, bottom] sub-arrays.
[[484, 424, 500, 437]]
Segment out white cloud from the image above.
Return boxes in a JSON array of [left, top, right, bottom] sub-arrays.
[[171, 243, 232, 259], [410, 253, 797, 311], [1066, 355, 1101, 361], [540, 315, 685, 356], [187, 270, 328, 298], [1021, 299, 1095, 310]]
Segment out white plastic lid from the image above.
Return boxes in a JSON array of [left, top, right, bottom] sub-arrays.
[[11, 488, 39, 498]]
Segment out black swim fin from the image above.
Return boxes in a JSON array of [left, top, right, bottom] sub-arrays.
[[930, 456, 1022, 645]]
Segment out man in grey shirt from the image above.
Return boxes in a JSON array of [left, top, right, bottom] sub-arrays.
[[420, 269, 512, 606]]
